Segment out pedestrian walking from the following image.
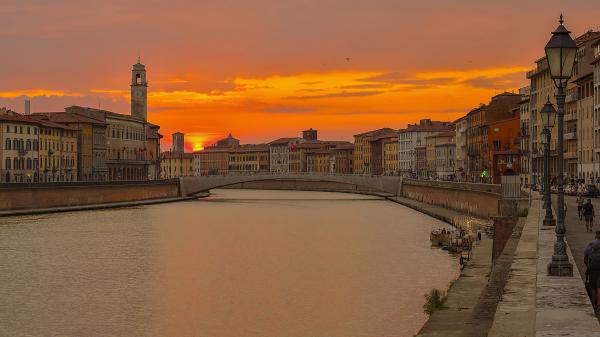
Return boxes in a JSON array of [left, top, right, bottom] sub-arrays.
[[583, 199, 595, 233], [585, 231, 600, 313], [577, 193, 585, 220]]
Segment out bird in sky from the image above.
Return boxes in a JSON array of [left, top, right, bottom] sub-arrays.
[[345, 57, 351, 62]]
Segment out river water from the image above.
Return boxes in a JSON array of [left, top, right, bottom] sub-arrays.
[[0, 189, 459, 337]]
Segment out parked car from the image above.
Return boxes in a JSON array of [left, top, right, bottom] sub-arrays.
[[584, 184, 600, 198]]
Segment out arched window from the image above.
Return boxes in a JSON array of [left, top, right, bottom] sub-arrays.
[[5, 158, 11, 170], [26, 140, 31, 150], [26, 158, 32, 169], [13, 139, 18, 150], [5, 138, 10, 150]]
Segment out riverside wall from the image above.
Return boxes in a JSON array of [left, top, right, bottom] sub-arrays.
[[0, 180, 180, 212], [400, 179, 503, 219], [223, 179, 385, 195]]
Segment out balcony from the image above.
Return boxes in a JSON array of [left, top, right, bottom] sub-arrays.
[[566, 92, 579, 103], [526, 62, 548, 79], [564, 131, 577, 141]]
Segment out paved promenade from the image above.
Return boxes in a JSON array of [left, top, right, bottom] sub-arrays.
[[490, 195, 600, 337]]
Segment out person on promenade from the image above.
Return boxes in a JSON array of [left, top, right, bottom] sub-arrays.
[[584, 231, 600, 313], [577, 193, 585, 220], [583, 199, 595, 233]]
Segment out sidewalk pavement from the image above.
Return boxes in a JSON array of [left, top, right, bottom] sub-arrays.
[[554, 195, 598, 282]]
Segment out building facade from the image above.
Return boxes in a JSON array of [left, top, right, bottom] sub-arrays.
[[353, 128, 396, 175], [193, 134, 240, 176], [399, 120, 454, 177], [269, 137, 304, 173], [228, 144, 270, 173], [383, 138, 399, 175], [32, 112, 108, 181], [160, 151, 194, 179], [454, 116, 468, 181], [519, 86, 532, 186], [488, 114, 521, 184], [425, 132, 455, 180], [466, 93, 521, 182], [0, 109, 40, 183]]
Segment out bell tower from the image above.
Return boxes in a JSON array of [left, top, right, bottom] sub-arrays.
[[131, 57, 148, 121]]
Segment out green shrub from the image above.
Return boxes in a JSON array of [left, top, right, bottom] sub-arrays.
[[423, 288, 447, 316]]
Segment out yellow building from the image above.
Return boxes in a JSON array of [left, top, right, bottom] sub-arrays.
[[228, 144, 269, 173], [353, 128, 396, 175], [0, 109, 39, 183], [383, 138, 399, 175], [306, 142, 354, 173], [33, 112, 110, 181], [160, 151, 194, 179], [36, 118, 78, 182]]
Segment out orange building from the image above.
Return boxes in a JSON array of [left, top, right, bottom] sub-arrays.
[[488, 113, 521, 184]]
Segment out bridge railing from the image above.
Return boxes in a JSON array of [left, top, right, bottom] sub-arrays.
[[190, 172, 392, 179]]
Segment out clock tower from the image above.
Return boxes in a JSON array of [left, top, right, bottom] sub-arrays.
[[131, 58, 148, 121]]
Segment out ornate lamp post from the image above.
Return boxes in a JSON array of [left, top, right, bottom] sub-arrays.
[[541, 98, 557, 226], [545, 14, 577, 277]]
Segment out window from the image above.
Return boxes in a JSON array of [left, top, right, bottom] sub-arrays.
[[5, 158, 10, 170], [5, 138, 10, 150], [136, 74, 141, 85]]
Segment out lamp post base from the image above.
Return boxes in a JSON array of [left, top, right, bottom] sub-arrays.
[[547, 259, 573, 276], [543, 218, 556, 226]]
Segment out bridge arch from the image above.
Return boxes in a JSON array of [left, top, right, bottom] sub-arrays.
[[178, 174, 403, 197]]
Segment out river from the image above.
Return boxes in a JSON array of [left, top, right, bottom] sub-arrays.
[[0, 189, 459, 337]]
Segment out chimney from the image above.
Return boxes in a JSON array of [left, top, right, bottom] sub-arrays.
[[24, 96, 31, 115]]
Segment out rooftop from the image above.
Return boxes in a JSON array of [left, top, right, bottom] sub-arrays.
[[354, 127, 397, 137]]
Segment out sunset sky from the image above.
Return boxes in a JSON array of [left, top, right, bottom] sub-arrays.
[[1, 0, 598, 151]]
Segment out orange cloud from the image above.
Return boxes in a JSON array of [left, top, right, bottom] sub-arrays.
[[0, 89, 83, 98]]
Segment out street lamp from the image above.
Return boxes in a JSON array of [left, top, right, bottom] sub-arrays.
[[545, 14, 577, 277], [541, 98, 556, 226]]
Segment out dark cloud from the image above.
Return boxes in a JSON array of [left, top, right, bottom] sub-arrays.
[[286, 91, 384, 100], [460, 72, 523, 89], [359, 72, 456, 86]]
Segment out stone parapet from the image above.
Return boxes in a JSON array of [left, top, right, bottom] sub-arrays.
[[489, 196, 600, 337], [402, 178, 502, 195], [401, 181, 501, 218], [0, 180, 180, 212]]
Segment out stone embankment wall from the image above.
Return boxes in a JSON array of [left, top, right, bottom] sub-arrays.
[[224, 180, 384, 194], [0, 180, 180, 211], [401, 179, 502, 219]]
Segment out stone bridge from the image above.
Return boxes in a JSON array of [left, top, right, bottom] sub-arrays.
[[178, 173, 403, 196]]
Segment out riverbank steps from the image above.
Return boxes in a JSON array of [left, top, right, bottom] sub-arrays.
[[489, 195, 600, 337]]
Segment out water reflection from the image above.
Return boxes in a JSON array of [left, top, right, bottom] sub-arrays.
[[0, 189, 458, 337]]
